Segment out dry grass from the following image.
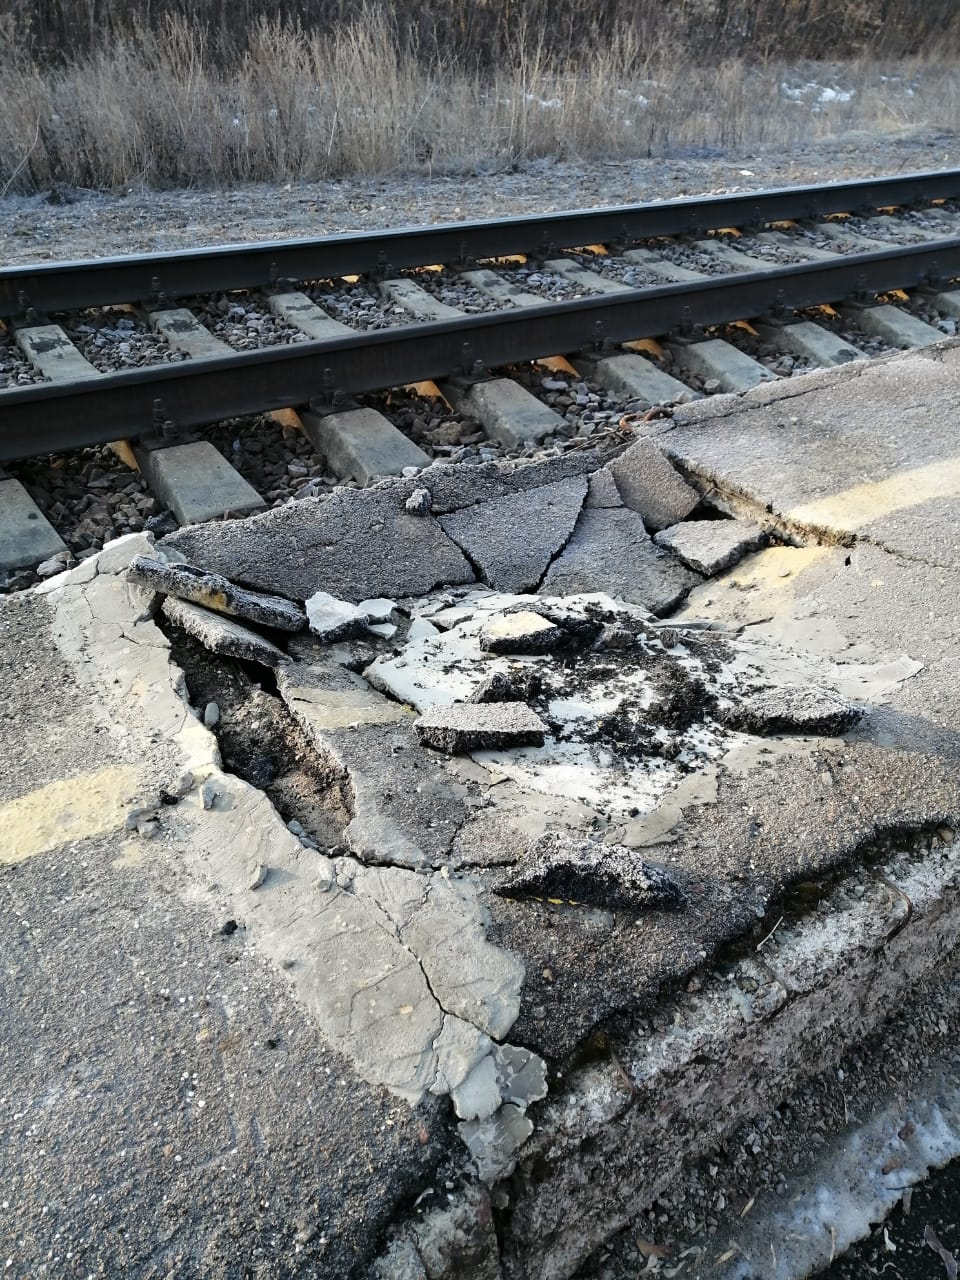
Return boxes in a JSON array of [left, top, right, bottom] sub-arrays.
[[0, 10, 958, 194]]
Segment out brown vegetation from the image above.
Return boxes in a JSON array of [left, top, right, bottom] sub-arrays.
[[0, 2, 958, 193]]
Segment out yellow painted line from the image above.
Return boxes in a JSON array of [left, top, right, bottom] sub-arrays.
[[787, 455, 960, 533], [0, 765, 139, 865]]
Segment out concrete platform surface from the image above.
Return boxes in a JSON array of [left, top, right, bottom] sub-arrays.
[[4, 339, 960, 1279]]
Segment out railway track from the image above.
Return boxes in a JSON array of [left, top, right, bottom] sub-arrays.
[[2, 166, 960, 581]]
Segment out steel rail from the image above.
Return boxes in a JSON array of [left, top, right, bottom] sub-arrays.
[[1, 236, 958, 462], [2, 169, 960, 318]]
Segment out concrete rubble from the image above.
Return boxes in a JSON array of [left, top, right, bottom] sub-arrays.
[[5, 346, 960, 1279]]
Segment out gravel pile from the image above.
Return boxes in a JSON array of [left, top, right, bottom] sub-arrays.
[[303, 279, 426, 330], [563, 250, 665, 287], [776, 224, 841, 253], [710, 323, 812, 376], [405, 267, 505, 313], [901, 295, 958, 337], [840, 213, 928, 245], [181, 291, 309, 351], [639, 239, 733, 275], [357, 387, 492, 461], [9, 447, 159, 570], [0, 329, 46, 388], [203, 415, 332, 505], [57, 309, 186, 371], [797, 307, 900, 356], [496, 262, 600, 300], [725, 233, 810, 264]]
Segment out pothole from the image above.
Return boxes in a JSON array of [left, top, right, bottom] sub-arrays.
[[164, 627, 352, 849]]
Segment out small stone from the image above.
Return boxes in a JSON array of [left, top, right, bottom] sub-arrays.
[[405, 486, 432, 516], [468, 669, 542, 704], [136, 816, 162, 840], [480, 610, 560, 655], [248, 863, 268, 890], [415, 701, 547, 754], [459, 1104, 534, 1183], [200, 781, 219, 810], [36, 552, 70, 578], [219, 919, 238, 936], [202, 701, 220, 729]]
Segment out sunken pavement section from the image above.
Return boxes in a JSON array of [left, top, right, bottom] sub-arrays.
[[1, 339, 960, 1279]]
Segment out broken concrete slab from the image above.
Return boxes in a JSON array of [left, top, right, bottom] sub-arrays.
[[459, 1104, 534, 1184], [721, 682, 862, 736], [495, 832, 686, 912], [541, 507, 703, 614], [606, 436, 701, 531], [304, 589, 369, 640], [665, 342, 960, 569], [126, 555, 306, 630], [653, 518, 765, 575], [438, 475, 587, 593], [415, 702, 547, 754], [163, 485, 475, 603], [406, 450, 603, 517], [161, 597, 289, 666]]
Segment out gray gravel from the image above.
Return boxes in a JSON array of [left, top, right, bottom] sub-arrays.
[[562, 250, 666, 287], [405, 267, 505, 313], [639, 239, 734, 275], [58, 308, 186, 371], [304, 279, 426, 330], [180, 290, 309, 350], [0, 328, 46, 387], [496, 262, 601, 300], [728, 233, 811, 264], [840, 213, 930, 244]]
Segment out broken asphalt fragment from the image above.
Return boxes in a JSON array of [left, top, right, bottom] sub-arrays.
[[495, 832, 686, 912], [415, 702, 547, 754], [540, 508, 703, 613], [161, 597, 289, 667], [162, 485, 474, 602], [438, 475, 587, 593], [459, 1104, 534, 1184], [606, 437, 701, 531], [722, 683, 862, 736], [305, 589, 369, 640], [480, 610, 560, 654], [653, 518, 765, 576], [126, 554, 306, 631]]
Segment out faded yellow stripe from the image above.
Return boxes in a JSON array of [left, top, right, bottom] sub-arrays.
[[787, 456, 960, 534], [0, 765, 139, 865]]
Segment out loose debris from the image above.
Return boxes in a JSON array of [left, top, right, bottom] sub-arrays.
[[495, 832, 686, 912]]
